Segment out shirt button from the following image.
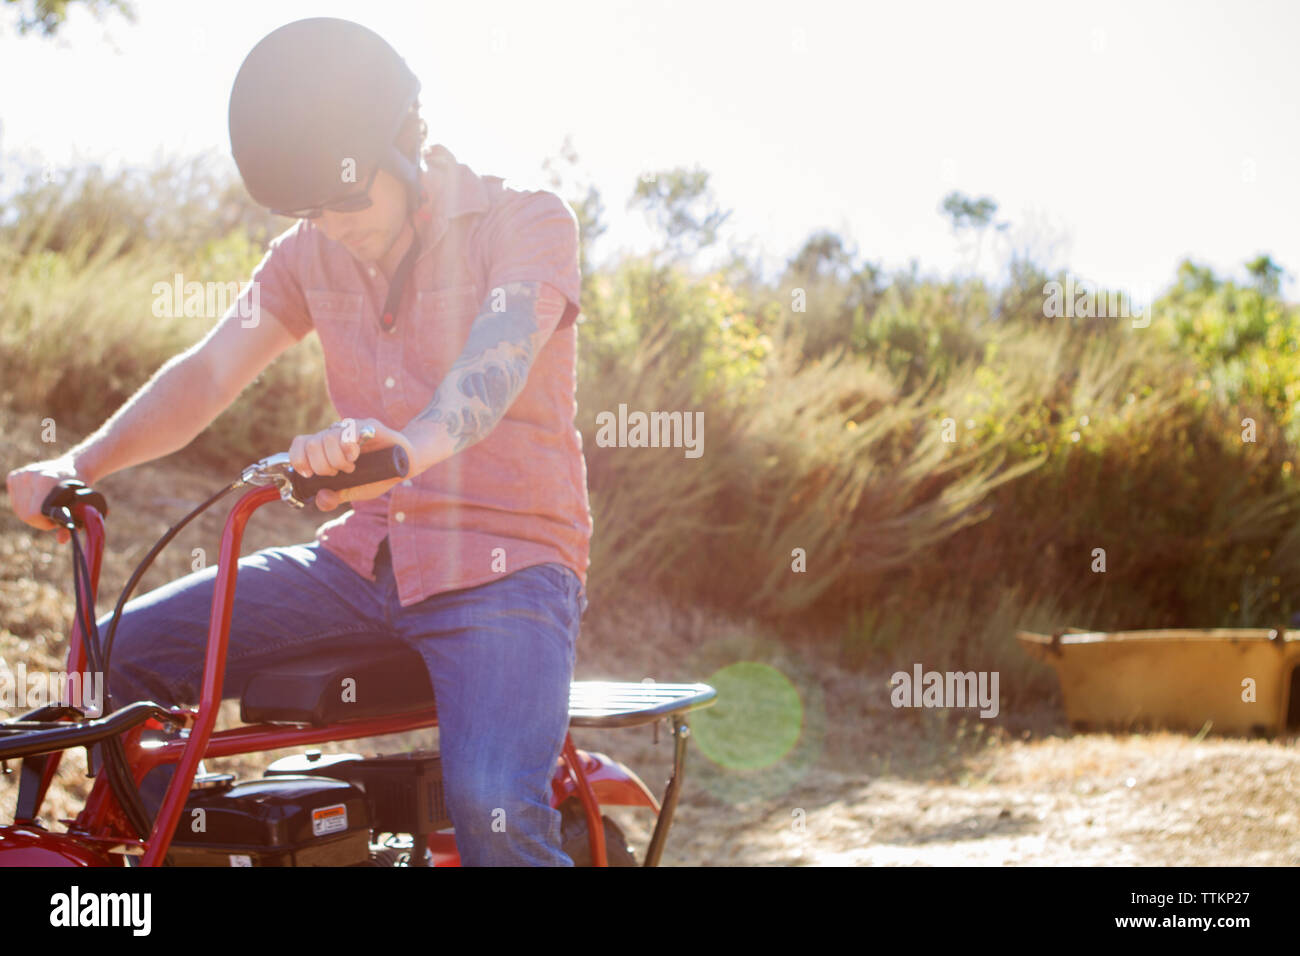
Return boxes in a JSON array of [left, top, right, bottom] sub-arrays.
[[368, 267, 377, 278], [384, 376, 396, 388], [395, 511, 406, 523], [402, 479, 412, 487]]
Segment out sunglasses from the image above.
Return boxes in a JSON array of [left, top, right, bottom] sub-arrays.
[[273, 164, 379, 219]]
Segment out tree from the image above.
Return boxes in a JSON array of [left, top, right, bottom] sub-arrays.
[[940, 192, 999, 232], [788, 230, 854, 280], [3, 0, 134, 36], [1174, 258, 1218, 296], [1245, 254, 1285, 298], [629, 166, 731, 263], [778, 229, 883, 359], [939, 190, 1007, 279]]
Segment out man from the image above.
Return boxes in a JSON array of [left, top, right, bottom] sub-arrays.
[[4, 17, 591, 866]]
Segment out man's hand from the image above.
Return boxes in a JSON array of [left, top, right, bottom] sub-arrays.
[[6, 456, 86, 544], [288, 418, 415, 512]]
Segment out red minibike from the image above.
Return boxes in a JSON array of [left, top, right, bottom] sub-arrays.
[[0, 446, 716, 867]]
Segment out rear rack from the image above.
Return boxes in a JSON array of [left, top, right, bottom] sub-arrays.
[[565, 681, 717, 866], [568, 681, 717, 729]]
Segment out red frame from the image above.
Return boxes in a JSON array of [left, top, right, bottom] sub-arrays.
[[5, 488, 660, 867]]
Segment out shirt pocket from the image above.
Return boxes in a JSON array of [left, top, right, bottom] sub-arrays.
[[305, 289, 368, 412], [406, 283, 482, 404]]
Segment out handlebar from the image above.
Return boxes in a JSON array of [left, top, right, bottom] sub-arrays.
[[15, 444, 411, 840], [240, 445, 410, 508], [0, 702, 180, 761], [39, 446, 411, 527]]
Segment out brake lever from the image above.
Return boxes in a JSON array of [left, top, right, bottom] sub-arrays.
[[237, 424, 379, 508], [237, 453, 307, 508]]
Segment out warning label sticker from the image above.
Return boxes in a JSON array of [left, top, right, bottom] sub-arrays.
[[312, 803, 348, 837]]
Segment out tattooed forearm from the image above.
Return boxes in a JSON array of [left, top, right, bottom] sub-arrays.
[[415, 281, 542, 453]]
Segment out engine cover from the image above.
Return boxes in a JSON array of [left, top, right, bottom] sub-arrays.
[[166, 775, 370, 867], [266, 749, 452, 835]]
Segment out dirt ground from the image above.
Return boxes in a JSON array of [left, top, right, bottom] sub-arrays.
[[576, 616, 1300, 866], [613, 728, 1300, 866], [3, 406, 1299, 865]]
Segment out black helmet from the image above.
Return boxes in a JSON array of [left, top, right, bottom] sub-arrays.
[[229, 18, 422, 216]]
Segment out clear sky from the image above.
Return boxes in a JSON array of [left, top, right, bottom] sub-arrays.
[[1, 0, 1296, 298]]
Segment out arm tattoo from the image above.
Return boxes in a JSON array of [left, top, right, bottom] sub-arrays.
[[415, 280, 544, 453]]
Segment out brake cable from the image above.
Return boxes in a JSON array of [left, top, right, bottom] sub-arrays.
[[100, 480, 240, 686], [62, 518, 154, 842], [54, 481, 239, 844], [68, 529, 103, 676]]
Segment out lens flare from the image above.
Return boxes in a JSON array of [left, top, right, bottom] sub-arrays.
[[693, 661, 803, 771]]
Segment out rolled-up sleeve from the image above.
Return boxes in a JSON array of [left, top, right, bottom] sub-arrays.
[[238, 224, 313, 340], [483, 191, 582, 329]]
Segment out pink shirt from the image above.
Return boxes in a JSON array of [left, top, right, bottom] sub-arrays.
[[242, 144, 591, 606]]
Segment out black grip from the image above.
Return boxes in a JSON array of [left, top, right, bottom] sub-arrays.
[[290, 446, 410, 503], [40, 479, 108, 526]]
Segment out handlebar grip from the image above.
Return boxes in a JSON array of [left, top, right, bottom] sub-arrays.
[[39, 479, 108, 526], [289, 446, 410, 502]]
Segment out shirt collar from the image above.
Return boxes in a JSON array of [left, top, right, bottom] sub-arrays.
[[415, 144, 490, 249]]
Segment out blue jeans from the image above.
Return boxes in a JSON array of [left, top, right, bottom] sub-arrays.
[[102, 538, 586, 866]]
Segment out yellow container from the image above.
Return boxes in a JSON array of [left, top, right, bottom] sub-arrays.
[[1016, 628, 1300, 735]]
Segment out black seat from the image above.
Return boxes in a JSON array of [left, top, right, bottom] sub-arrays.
[[239, 641, 720, 730], [240, 640, 435, 726]]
